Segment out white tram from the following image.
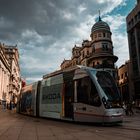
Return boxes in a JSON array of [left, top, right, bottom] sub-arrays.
[[17, 66, 123, 123]]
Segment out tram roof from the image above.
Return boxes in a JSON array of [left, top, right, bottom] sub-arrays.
[[43, 65, 99, 79], [43, 65, 79, 79]]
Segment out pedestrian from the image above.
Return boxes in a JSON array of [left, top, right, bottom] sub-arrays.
[[124, 103, 129, 115], [122, 102, 127, 115], [2, 100, 6, 111], [127, 102, 134, 116]]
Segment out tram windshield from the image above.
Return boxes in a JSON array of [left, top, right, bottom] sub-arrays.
[[77, 76, 101, 106], [96, 71, 120, 101]]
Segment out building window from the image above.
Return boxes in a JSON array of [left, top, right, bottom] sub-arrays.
[[92, 45, 95, 53], [131, 19, 134, 26], [98, 33, 102, 37], [107, 33, 110, 38], [94, 34, 97, 38], [121, 74, 123, 79], [118, 76, 120, 80], [138, 11, 140, 19], [102, 43, 108, 51], [128, 21, 131, 28], [125, 72, 127, 78], [103, 33, 106, 37], [135, 14, 138, 22], [87, 50, 89, 56]]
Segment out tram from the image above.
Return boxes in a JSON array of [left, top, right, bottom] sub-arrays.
[[17, 66, 123, 123]]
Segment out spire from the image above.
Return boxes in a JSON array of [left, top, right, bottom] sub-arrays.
[[98, 10, 101, 21]]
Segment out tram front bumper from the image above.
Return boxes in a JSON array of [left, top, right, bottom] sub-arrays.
[[103, 110, 124, 123]]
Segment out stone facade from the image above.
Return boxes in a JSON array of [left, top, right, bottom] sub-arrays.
[[0, 44, 11, 105], [60, 16, 118, 78], [126, 0, 140, 107], [0, 43, 21, 107], [118, 61, 134, 102]]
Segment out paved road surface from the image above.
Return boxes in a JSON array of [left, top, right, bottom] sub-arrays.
[[0, 109, 140, 140]]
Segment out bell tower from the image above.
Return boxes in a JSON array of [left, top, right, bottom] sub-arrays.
[[88, 13, 118, 77]]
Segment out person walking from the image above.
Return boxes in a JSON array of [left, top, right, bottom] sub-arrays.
[[2, 100, 6, 111], [122, 102, 127, 115], [127, 102, 134, 116]]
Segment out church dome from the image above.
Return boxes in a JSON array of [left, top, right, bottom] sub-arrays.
[[91, 17, 110, 33]]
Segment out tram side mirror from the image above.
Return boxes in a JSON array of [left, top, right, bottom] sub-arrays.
[[102, 97, 106, 103], [102, 97, 107, 106]]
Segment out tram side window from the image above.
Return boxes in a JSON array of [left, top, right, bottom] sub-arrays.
[[77, 78, 88, 104], [90, 82, 101, 106], [77, 76, 101, 106], [21, 91, 32, 112]]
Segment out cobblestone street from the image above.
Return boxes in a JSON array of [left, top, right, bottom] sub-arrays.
[[0, 109, 140, 140]]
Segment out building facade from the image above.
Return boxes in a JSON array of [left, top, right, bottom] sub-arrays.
[[118, 61, 134, 103], [126, 0, 140, 106], [0, 43, 21, 108], [4, 45, 21, 104], [0, 43, 11, 105], [61, 16, 118, 77]]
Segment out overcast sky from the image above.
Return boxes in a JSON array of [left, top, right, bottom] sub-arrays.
[[0, 0, 136, 83]]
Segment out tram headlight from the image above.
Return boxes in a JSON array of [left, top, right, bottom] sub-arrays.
[[102, 97, 112, 109]]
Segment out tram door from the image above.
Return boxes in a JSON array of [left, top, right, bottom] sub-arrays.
[[63, 72, 74, 119]]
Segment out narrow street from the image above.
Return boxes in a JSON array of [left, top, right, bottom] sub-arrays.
[[0, 109, 140, 140]]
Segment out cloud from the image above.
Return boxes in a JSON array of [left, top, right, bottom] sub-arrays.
[[103, 14, 126, 31], [113, 33, 129, 67], [78, 4, 87, 13], [0, 0, 130, 83]]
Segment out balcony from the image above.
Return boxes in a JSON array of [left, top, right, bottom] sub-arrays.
[[95, 63, 114, 69]]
